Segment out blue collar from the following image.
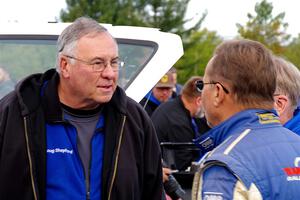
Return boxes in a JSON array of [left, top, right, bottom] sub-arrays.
[[284, 106, 300, 133], [149, 93, 161, 105], [193, 109, 280, 154], [144, 92, 161, 106]]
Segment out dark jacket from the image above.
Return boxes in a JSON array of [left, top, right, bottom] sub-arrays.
[[0, 69, 162, 200], [140, 96, 160, 117], [151, 96, 210, 170]]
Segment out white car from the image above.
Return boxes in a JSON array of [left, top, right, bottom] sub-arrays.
[[0, 23, 183, 101]]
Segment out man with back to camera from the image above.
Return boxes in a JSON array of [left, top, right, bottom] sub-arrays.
[[273, 56, 300, 135], [151, 76, 210, 171], [192, 39, 300, 199], [0, 17, 163, 200]]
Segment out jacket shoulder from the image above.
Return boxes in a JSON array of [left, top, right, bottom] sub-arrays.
[[0, 90, 19, 113], [126, 97, 151, 120]]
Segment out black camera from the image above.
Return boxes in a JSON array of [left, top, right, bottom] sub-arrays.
[[164, 174, 185, 199]]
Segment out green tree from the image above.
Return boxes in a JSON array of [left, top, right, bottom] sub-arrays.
[[60, 0, 146, 26], [236, 0, 290, 54], [175, 29, 222, 82], [60, 0, 205, 34], [284, 34, 300, 68]]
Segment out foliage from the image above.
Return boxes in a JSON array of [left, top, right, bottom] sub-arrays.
[[175, 29, 222, 83], [236, 0, 290, 54], [284, 34, 300, 68], [60, 0, 205, 34], [60, 0, 146, 26]]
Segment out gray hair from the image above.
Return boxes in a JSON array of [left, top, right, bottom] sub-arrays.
[[273, 56, 300, 108], [55, 16, 109, 72]]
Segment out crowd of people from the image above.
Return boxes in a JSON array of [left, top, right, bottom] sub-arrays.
[[1, 16, 300, 200]]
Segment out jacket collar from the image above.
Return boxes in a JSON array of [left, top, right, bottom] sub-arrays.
[[16, 67, 128, 120], [194, 109, 280, 154], [41, 69, 127, 123], [284, 106, 300, 131], [16, 69, 56, 116]]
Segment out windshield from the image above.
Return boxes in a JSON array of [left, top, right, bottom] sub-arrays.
[[0, 37, 157, 99]]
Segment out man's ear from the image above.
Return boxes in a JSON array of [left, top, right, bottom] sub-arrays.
[[195, 96, 202, 106], [59, 56, 70, 78], [213, 83, 226, 107], [274, 95, 288, 114]]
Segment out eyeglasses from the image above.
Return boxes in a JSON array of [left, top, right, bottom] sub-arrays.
[[195, 80, 229, 94], [64, 55, 124, 72]]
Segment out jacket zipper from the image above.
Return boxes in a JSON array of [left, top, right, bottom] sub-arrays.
[[86, 171, 91, 200], [63, 113, 93, 200], [107, 115, 127, 200], [73, 125, 91, 200], [86, 180, 91, 200], [23, 117, 38, 200]]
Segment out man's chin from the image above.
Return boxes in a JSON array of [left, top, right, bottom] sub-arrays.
[[95, 95, 113, 104]]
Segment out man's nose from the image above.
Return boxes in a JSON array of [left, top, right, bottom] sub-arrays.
[[101, 64, 117, 78]]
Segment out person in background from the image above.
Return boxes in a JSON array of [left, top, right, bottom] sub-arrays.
[[169, 67, 182, 98], [140, 71, 175, 116], [192, 39, 300, 199], [0, 16, 162, 200], [151, 76, 210, 171], [273, 56, 300, 135], [0, 67, 14, 99]]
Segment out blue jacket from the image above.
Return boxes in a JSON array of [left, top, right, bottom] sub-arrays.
[[193, 109, 300, 200], [46, 115, 105, 200], [284, 107, 300, 136]]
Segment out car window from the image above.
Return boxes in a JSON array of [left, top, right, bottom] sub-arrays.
[[117, 39, 157, 89], [0, 36, 157, 98]]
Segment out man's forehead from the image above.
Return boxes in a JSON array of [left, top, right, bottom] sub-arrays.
[[76, 33, 118, 55], [77, 32, 115, 44]]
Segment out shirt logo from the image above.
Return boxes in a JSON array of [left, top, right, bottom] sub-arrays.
[[257, 113, 280, 124], [283, 157, 300, 181], [201, 137, 214, 149], [47, 148, 73, 154]]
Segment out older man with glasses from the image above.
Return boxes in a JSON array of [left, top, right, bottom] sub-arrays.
[[192, 39, 300, 199], [0, 17, 163, 200]]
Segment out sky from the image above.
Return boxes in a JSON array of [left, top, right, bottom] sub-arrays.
[[187, 0, 300, 38], [0, 0, 299, 38]]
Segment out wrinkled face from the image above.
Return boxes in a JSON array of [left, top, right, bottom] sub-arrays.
[[60, 32, 119, 109], [152, 87, 173, 103]]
